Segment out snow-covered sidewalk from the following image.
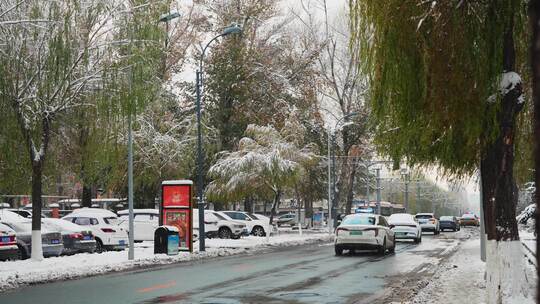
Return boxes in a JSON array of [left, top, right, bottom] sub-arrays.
[[411, 236, 537, 304], [0, 233, 332, 292]]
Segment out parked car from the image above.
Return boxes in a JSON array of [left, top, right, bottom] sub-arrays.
[[192, 209, 219, 239], [335, 213, 395, 256], [460, 213, 480, 226], [117, 209, 159, 242], [439, 216, 461, 232], [203, 210, 246, 239], [415, 213, 440, 234], [275, 213, 297, 227], [0, 210, 63, 259], [42, 218, 96, 254], [62, 209, 128, 252], [6, 209, 47, 219], [219, 211, 270, 237], [388, 213, 422, 243], [0, 223, 18, 260]]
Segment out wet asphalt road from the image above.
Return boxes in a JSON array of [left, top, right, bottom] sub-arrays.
[[0, 230, 475, 304]]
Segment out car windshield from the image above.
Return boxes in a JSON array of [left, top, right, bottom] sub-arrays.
[[415, 214, 434, 219], [440, 216, 454, 221], [342, 216, 376, 226]]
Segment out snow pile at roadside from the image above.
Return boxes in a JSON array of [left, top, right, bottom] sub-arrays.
[[0, 233, 332, 291], [411, 238, 536, 304]]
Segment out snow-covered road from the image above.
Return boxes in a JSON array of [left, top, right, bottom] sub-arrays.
[[0, 233, 333, 292], [0, 230, 466, 303]]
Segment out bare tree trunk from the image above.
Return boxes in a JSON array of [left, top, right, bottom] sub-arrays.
[[268, 190, 281, 228], [345, 161, 358, 214], [529, 1, 540, 299], [481, 20, 529, 303], [82, 184, 92, 208]]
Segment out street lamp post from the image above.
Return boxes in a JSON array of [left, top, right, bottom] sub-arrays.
[[195, 24, 242, 252], [400, 169, 410, 212]]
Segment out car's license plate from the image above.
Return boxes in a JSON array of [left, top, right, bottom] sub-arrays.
[[1, 236, 9, 243], [350, 231, 363, 235], [83, 235, 92, 240], [51, 239, 60, 244], [119, 240, 125, 246], [396, 232, 406, 236]]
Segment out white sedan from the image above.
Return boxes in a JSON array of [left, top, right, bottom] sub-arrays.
[[388, 213, 422, 243], [62, 208, 128, 252], [335, 214, 395, 256]]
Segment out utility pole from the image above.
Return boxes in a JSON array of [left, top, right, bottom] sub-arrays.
[[376, 168, 381, 215], [331, 133, 337, 228], [403, 172, 410, 211], [366, 165, 370, 202], [416, 180, 421, 213], [327, 131, 332, 234]]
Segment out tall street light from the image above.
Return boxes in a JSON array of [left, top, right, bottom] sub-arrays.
[[196, 24, 242, 252], [126, 10, 180, 262], [327, 112, 358, 232]]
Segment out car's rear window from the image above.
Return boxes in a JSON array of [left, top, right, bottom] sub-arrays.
[[462, 214, 476, 219], [440, 216, 454, 221], [103, 217, 118, 225], [248, 213, 261, 220], [415, 214, 434, 219], [213, 213, 227, 221], [342, 216, 375, 225]]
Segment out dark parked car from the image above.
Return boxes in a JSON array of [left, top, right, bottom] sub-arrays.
[[1, 220, 63, 259], [43, 218, 96, 254], [0, 223, 18, 260], [439, 216, 460, 232]]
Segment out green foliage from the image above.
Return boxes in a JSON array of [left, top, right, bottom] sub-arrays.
[[349, 0, 527, 176]]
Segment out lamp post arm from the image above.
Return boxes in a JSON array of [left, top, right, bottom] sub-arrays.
[[199, 33, 227, 71]]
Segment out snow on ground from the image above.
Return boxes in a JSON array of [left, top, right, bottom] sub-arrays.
[[411, 231, 537, 304], [0, 233, 332, 292]]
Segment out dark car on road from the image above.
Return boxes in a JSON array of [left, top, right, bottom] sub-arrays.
[[439, 216, 460, 232], [460, 213, 480, 226]]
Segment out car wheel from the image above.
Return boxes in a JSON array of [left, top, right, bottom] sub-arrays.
[[218, 227, 232, 239], [388, 238, 396, 253], [335, 246, 343, 256], [378, 238, 386, 256], [17, 245, 28, 260], [95, 239, 104, 253], [252, 226, 265, 237]]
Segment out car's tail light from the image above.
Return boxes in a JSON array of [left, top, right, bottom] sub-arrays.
[[69, 233, 83, 239], [101, 228, 116, 233], [336, 227, 349, 235], [363, 228, 379, 236], [429, 219, 436, 223]]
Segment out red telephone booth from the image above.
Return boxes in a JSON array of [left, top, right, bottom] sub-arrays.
[[160, 180, 193, 252]]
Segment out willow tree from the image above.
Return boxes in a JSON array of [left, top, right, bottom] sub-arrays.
[[350, 1, 531, 302]]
